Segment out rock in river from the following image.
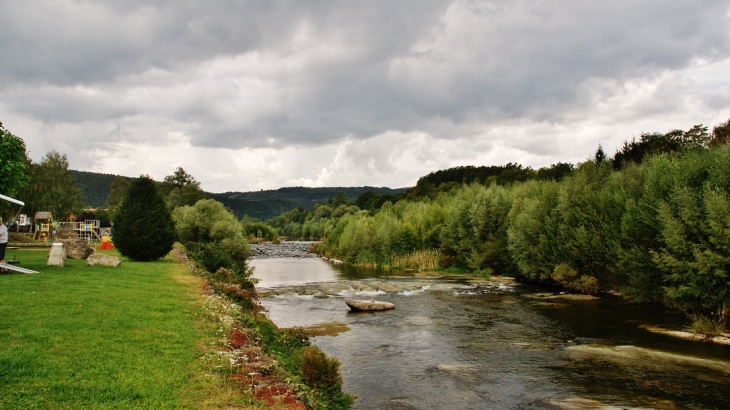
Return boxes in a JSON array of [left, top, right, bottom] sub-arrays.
[[345, 299, 395, 312]]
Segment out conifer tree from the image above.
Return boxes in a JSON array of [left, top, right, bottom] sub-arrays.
[[112, 176, 176, 261]]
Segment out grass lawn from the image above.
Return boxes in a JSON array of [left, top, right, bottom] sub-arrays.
[[0, 248, 256, 409]]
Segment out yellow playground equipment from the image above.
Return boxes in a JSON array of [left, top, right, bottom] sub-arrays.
[[34, 212, 57, 243]]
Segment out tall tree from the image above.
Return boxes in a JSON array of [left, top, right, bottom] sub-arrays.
[[163, 166, 200, 188], [710, 118, 730, 147], [0, 122, 30, 219], [17, 151, 83, 221], [160, 166, 207, 210], [112, 176, 176, 261], [0, 123, 30, 194]]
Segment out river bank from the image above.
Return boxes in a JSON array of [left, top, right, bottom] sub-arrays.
[[252, 253, 730, 409]]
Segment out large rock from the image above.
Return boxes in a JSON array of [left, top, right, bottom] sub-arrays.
[[61, 239, 94, 259], [345, 299, 395, 312], [86, 253, 121, 267]]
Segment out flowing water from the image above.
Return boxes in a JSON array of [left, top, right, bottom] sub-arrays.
[[251, 257, 730, 410]]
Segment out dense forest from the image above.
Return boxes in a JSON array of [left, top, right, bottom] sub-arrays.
[[70, 170, 405, 220], [208, 186, 406, 220], [267, 119, 730, 332], [71, 171, 131, 208]]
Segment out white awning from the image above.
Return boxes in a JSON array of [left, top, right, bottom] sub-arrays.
[[0, 194, 24, 206]]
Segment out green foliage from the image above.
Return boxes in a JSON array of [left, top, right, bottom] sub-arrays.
[[0, 123, 30, 199], [172, 199, 252, 284], [649, 150, 730, 312], [537, 162, 574, 181], [71, 170, 124, 208], [612, 124, 711, 170], [18, 151, 84, 221], [210, 186, 405, 220], [241, 217, 279, 242], [330, 190, 349, 207], [105, 175, 131, 218], [552, 263, 599, 294], [710, 118, 730, 147], [300, 346, 342, 389], [688, 311, 727, 339], [507, 180, 562, 281], [159, 167, 208, 211], [112, 176, 176, 261], [408, 163, 537, 199], [166, 183, 208, 210], [163, 166, 200, 188]]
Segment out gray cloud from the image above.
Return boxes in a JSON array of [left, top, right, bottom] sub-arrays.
[[1, 1, 729, 191]]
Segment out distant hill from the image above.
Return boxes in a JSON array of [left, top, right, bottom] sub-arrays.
[[70, 170, 132, 208], [71, 170, 407, 220], [208, 186, 408, 220]]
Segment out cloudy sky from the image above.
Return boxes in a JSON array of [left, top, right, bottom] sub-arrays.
[[1, 1, 729, 193]]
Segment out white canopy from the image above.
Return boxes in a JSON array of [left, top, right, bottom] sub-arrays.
[[0, 194, 24, 206]]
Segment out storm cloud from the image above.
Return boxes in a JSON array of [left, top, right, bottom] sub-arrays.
[[1, 0, 729, 192]]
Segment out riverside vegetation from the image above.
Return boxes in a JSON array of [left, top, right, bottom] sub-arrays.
[[0, 247, 353, 409], [266, 119, 730, 337]]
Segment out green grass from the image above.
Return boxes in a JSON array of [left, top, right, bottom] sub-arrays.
[[0, 248, 251, 409]]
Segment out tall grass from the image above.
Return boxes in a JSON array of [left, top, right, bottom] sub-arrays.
[[352, 249, 440, 271]]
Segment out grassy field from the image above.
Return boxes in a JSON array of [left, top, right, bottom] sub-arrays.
[[0, 247, 256, 409]]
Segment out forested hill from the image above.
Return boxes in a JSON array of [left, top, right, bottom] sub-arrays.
[[71, 170, 131, 208], [208, 187, 407, 220], [71, 170, 406, 219]]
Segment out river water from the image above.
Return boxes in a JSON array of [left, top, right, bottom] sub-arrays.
[[251, 256, 730, 410]]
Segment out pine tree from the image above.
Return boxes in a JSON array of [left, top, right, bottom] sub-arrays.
[[111, 176, 176, 261]]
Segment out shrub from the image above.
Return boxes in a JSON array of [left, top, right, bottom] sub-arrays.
[[688, 311, 726, 339], [552, 263, 600, 294], [173, 199, 252, 282], [111, 176, 176, 261], [300, 346, 342, 389]]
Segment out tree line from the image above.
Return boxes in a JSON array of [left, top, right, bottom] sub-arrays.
[[268, 119, 730, 332]]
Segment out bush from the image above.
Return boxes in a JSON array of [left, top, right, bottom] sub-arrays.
[[173, 199, 253, 286], [300, 346, 342, 389], [688, 311, 727, 339], [111, 176, 176, 261], [552, 263, 600, 294]]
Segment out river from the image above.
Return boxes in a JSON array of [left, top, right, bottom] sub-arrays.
[[250, 254, 730, 410]]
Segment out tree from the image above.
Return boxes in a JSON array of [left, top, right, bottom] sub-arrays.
[[537, 162, 574, 181], [330, 190, 349, 207], [111, 176, 176, 261], [17, 151, 83, 221], [0, 122, 30, 219], [163, 166, 200, 188], [710, 118, 730, 147], [0, 123, 29, 193], [172, 199, 252, 283], [594, 144, 607, 164], [167, 183, 207, 210], [105, 176, 131, 218], [159, 166, 207, 210]]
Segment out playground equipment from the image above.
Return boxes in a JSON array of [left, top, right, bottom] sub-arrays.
[[73, 220, 101, 242], [34, 211, 56, 243], [0, 194, 38, 274], [99, 235, 114, 250]]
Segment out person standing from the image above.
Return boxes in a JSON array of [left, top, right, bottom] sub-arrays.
[[0, 217, 7, 263]]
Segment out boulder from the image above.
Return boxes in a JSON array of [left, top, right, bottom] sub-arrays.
[[86, 253, 121, 267], [61, 239, 94, 259], [345, 299, 395, 312]]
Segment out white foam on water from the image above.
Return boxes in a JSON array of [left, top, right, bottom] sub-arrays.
[[398, 285, 431, 296]]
